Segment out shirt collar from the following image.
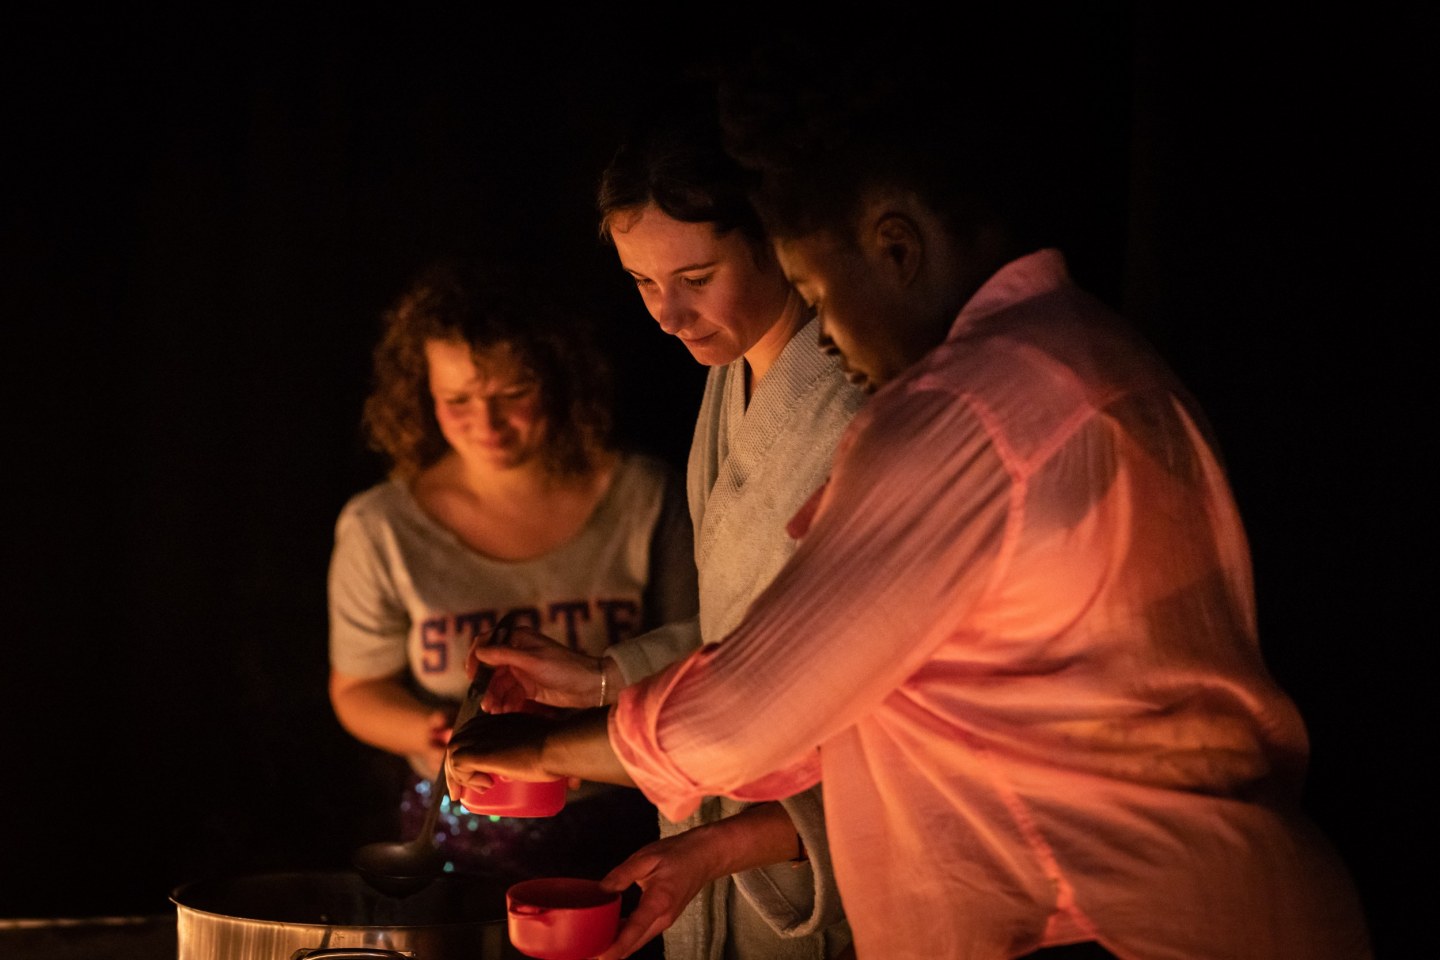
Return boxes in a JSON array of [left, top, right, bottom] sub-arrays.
[[947, 247, 1071, 340]]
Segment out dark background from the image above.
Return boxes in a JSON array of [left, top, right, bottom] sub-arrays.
[[1, 6, 1429, 957]]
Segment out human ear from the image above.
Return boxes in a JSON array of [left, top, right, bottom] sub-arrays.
[[871, 213, 923, 285]]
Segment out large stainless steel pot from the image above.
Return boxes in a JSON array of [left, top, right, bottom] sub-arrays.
[[171, 870, 525, 960]]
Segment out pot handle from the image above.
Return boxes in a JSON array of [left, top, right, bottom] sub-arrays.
[[291, 949, 416, 959]]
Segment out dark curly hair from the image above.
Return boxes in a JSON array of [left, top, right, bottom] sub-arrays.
[[362, 257, 615, 480], [714, 23, 1066, 251]]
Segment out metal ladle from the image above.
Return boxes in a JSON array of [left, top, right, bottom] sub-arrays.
[[351, 612, 517, 897]]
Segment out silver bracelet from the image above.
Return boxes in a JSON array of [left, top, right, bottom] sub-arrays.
[[598, 657, 608, 708]]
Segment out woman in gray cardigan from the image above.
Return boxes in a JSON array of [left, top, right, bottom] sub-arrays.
[[470, 79, 866, 960]]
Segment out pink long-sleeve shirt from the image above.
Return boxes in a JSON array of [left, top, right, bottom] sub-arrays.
[[610, 250, 1371, 959]]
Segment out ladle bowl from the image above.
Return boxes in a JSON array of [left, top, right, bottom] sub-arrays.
[[351, 782, 451, 898], [351, 612, 518, 897]]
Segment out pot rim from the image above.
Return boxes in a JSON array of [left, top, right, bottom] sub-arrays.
[[171, 870, 508, 930]]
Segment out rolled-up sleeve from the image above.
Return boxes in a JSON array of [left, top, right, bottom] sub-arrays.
[[605, 616, 702, 688], [609, 384, 1011, 817], [609, 647, 823, 821], [735, 785, 847, 937]]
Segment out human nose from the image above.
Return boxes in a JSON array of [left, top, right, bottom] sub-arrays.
[[652, 289, 693, 337], [483, 397, 508, 429]]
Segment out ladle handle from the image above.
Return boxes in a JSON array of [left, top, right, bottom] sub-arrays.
[[423, 609, 522, 830], [453, 609, 519, 730]]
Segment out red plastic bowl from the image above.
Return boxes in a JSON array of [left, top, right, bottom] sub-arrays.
[[506, 877, 620, 960], [458, 774, 567, 817]]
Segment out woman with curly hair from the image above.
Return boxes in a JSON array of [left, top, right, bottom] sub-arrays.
[[327, 255, 698, 886]]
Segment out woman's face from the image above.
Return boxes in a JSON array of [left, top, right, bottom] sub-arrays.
[[425, 339, 547, 470], [609, 203, 794, 367]]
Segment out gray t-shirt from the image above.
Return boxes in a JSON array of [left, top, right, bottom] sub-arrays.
[[328, 451, 697, 702]]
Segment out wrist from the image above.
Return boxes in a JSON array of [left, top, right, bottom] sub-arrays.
[[543, 709, 632, 786], [596, 655, 622, 706], [711, 802, 805, 873]]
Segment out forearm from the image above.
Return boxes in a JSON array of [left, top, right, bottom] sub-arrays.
[[329, 671, 441, 759], [448, 705, 638, 790], [698, 801, 804, 875], [543, 708, 635, 786], [594, 799, 806, 959], [614, 401, 1010, 800], [731, 786, 846, 938]]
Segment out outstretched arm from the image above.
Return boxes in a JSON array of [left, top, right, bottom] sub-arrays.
[[329, 668, 453, 777], [610, 388, 1011, 815], [445, 707, 634, 797], [473, 616, 707, 714], [470, 626, 620, 713]]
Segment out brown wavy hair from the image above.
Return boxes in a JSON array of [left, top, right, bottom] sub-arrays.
[[596, 77, 767, 252], [361, 257, 615, 480]]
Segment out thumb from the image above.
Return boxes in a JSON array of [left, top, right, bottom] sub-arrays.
[[473, 644, 529, 668], [502, 627, 565, 653]]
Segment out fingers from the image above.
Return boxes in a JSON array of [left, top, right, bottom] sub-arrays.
[[473, 627, 581, 668], [421, 744, 447, 779], [446, 737, 492, 773], [601, 888, 676, 960], [443, 759, 495, 794], [481, 666, 532, 714], [595, 852, 673, 959], [466, 621, 544, 677], [472, 649, 595, 711], [445, 711, 554, 785], [445, 728, 501, 791], [501, 625, 553, 647], [444, 764, 462, 800], [425, 708, 453, 741], [601, 850, 658, 891], [471, 643, 542, 669], [598, 916, 655, 960]]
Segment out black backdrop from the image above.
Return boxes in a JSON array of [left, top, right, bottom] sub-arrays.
[[1, 7, 1429, 957]]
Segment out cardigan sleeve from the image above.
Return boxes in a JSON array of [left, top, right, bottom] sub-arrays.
[[731, 784, 848, 939]]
